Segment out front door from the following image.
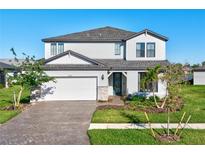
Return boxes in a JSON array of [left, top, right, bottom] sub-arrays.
[[113, 73, 122, 96]]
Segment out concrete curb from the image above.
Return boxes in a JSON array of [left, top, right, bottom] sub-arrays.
[[89, 123, 205, 130]]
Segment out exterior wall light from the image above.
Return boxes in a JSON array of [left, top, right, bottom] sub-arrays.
[[101, 74, 104, 80]]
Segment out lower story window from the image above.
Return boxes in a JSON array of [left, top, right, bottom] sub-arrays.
[[138, 72, 158, 92]]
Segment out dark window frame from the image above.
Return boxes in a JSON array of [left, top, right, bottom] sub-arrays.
[[58, 42, 64, 54], [136, 43, 145, 57], [115, 43, 122, 55], [146, 42, 156, 57], [50, 42, 57, 56]]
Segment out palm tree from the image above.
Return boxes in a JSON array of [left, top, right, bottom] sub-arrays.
[[142, 65, 161, 108]]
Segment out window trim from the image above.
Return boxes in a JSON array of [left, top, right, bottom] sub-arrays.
[[146, 42, 156, 58], [50, 42, 57, 56], [114, 43, 121, 55], [58, 42, 64, 54], [136, 42, 145, 57]]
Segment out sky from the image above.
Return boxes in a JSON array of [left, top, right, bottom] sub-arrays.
[[0, 9, 205, 65]]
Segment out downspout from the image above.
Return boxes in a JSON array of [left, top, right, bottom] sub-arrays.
[[122, 40, 126, 60]]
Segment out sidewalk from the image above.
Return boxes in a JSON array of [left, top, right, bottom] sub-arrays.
[[89, 123, 205, 130]]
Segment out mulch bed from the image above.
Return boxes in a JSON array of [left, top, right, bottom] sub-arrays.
[[156, 134, 180, 143], [97, 97, 184, 114], [0, 103, 32, 111]]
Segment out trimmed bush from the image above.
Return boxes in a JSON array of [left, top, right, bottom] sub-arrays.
[[148, 95, 160, 102]]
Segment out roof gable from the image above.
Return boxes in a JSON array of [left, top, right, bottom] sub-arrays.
[[125, 29, 168, 41], [45, 50, 106, 66]]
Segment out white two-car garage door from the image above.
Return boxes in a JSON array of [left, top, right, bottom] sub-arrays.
[[41, 77, 97, 100]]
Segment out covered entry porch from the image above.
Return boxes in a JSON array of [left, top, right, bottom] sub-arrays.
[[108, 71, 127, 96]]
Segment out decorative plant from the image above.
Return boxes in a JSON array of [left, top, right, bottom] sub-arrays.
[[8, 48, 55, 109], [141, 65, 161, 108]]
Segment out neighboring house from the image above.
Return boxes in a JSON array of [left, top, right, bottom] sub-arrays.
[[182, 65, 193, 82], [38, 26, 169, 101], [193, 66, 205, 85], [0, 61, 15, 87]]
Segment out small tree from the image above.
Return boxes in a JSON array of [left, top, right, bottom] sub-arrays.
[[8, 48, 54, 108], [160, 64, 185, 109], [141, 65, 161, 108]]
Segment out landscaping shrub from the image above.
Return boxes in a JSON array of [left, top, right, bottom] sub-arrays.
[[129, 95, 146, 102], [148, 96, 160, 102]]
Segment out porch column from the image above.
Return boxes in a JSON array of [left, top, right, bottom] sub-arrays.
[[127, 71, 138, 94]]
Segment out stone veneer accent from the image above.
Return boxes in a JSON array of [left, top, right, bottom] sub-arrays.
[[98, 86, 108, 101]]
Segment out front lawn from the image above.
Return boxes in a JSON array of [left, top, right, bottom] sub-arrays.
[[0, 110, 20, 124], [92, 85, 205, 123], [88, 129, 205, 145], [0, 86, 30, 124]]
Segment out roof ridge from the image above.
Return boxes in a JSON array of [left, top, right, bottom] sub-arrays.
[[42, 26, 136, 42]]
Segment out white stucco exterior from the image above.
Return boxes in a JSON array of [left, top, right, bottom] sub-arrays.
[[40, 29, 168, 101], [126, 33, 166, 60], [126, 71, 166, 98], [194, 71, 205, 85], [39, 70, 166, 101], [44, 70, 108, 86], [45, 42, 124, 59], [47, 54, 91, 64]]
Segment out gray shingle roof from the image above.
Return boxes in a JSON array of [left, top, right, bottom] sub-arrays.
[[193, 66, 205, 71], [125, 29, 168, 41], [96, 59, 170, 70], [42, 26, 168, 42], [43, 59, 169, 71], [0, 59, 24, 66], [42, 26, 136, 42], [43, 64, 108, 71], [0, 62, 15, 70]]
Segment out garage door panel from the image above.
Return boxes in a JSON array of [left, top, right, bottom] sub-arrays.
[[41, 77, 97, 100]]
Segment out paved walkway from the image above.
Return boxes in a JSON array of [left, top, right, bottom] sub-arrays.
[[89, 123, 205, 130], [0, 101, 96, 145]]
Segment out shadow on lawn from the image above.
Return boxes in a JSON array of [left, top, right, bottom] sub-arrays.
[[120, 111, 142, 123]]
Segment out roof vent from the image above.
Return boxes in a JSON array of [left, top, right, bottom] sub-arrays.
[[86, 33, 90, 37], [99, 33, 102, 37]]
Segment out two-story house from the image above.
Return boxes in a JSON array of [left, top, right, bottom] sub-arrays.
[[39, 26, 169, 101]]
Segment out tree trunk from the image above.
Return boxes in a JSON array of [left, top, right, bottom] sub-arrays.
[[160, 88, 168, 109], [167, 108, 170, 136], [152, 82, 160, 108], [16, 86, 23, 107], [13, 91, 17, 110]]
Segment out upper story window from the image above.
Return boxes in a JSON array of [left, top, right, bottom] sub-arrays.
[[51, 43, 57, 56], [50, 43, 64, 56], [136, 43, 145, 57], [147, 43, 155, 57], [115, 43, 121, 55], [58, 43, 64, 54]]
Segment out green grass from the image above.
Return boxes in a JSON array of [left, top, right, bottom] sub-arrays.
[[0, 86, 30, 109], [92, 85, 205, 123], [0, 110, 21, 124], [88, 129, 205, 145], [0, 86, 30, 124]]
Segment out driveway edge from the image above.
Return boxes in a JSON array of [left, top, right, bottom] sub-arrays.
[[89, 123, 205, 130]]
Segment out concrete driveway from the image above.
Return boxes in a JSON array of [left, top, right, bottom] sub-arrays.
[[0, 101, 96, 145]]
